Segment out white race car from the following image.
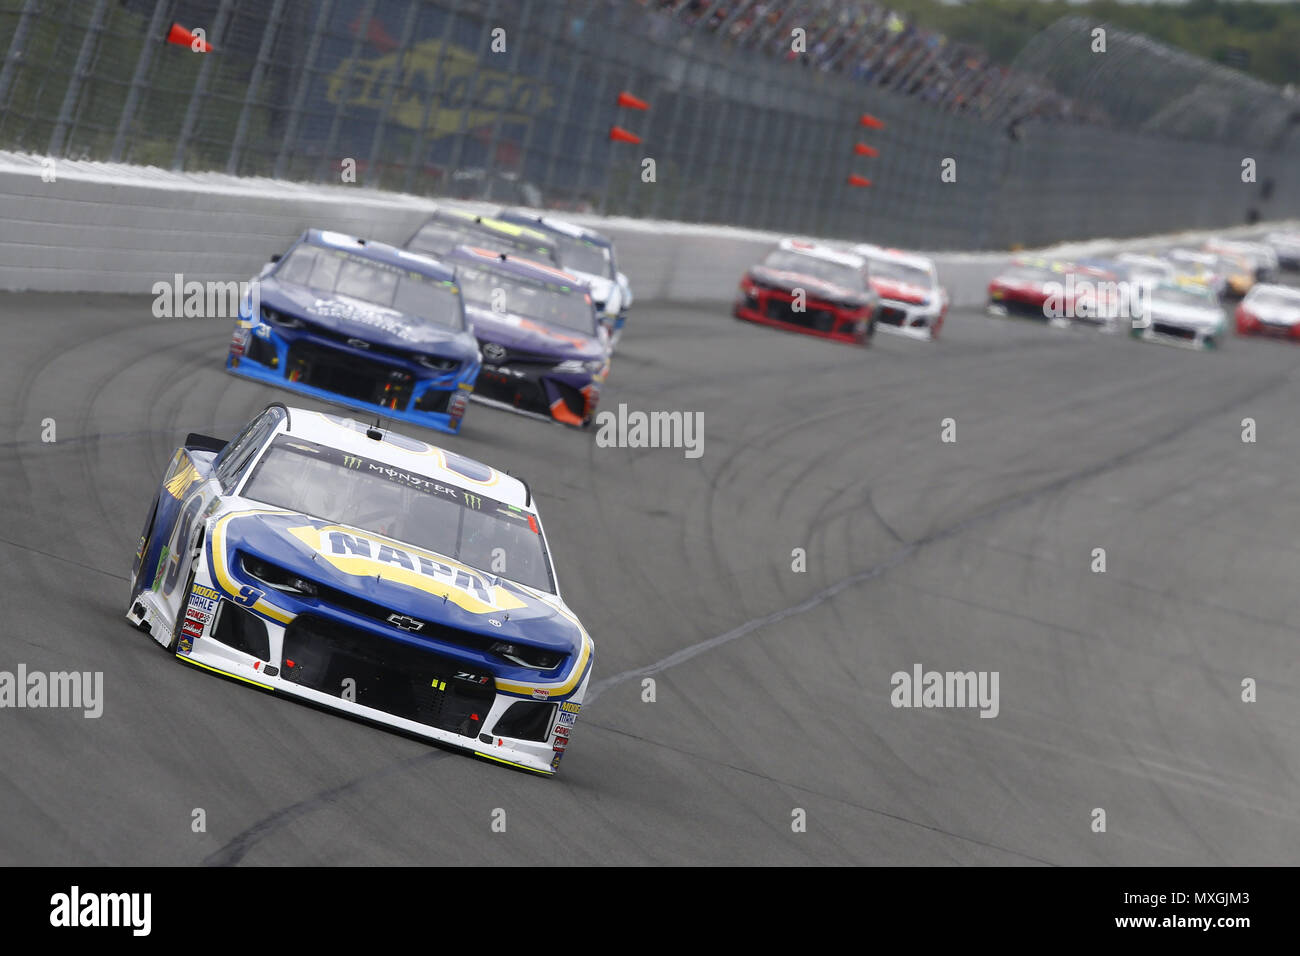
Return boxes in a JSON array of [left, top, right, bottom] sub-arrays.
[[853, 244, 948, 340], [1131, 280, 1226, 350], [1262, 231, 1300, 271], [1204, 238, 1278, 282], [126, 404, 593, 775]]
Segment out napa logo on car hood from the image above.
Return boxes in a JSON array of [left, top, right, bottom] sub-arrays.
[[287, 523, 527, 615], [214, 509, 585, 657]]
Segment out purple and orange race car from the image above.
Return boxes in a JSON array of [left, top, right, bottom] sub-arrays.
[[442, 246, 611, 428]]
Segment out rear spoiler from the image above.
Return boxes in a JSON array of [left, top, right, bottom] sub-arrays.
[[185, 433, 227, 454]]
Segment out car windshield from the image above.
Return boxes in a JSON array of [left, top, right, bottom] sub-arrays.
[[456, 261, 597, 335], [556, 235, 615, 278], [406, 221, 476, 257], [865, 258, 932, 287], [242, 437, 555, 593], [762, 250, 865, 291], [411, 218, 558, 264], [277, 244, 464, 330]]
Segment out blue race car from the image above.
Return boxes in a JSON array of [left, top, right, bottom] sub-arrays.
[[126, 404, 594, 775], [227, 230, 481, 434]]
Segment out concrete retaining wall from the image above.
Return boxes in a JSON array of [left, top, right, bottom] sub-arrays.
[[0, 151, 1292, 309]]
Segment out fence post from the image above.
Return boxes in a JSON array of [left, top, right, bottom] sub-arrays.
[[0, 0, 42, 116], [172, 0, 235, 171], [313, 0, 377, 181], [443, 0, 502, 188], [273, 0, 334, 180], [111, 0, 172, 163], [227, 0, 288, 176], [47, 0, 111, 158], [364, 0, 423, 190], [402, 0, 460, 194]]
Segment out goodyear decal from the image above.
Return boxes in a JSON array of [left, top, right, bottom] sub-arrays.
[[164, 457, 203, 499], [287, 524, 526, 616], [326, 39, 555, 137]]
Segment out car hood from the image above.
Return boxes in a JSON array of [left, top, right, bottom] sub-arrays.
[[214, 509, 583, 656], [465, 304, 604, 360], [870, 277, 931, 305], [1254, 306, 1300, 326], [262, 279, 478, 359], [1148, 301, 1223, 329], [749, 266, 870, 303]]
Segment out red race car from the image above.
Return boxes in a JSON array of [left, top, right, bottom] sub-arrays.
[[1235, 283, 1300, 340], [734, 239, 880, 345]]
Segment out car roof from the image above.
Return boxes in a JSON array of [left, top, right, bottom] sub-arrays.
[[270, 407, 533, 510], [851, 243, 935, 272], [445, 245, 592, 290], [496, 209, 613, 247], [303, 229, 458, 284], [775, 238, 866, 268], [421, 207, 557, 247]]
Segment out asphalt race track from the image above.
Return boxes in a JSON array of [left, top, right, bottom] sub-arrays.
[[3, 286, 1300, 865]]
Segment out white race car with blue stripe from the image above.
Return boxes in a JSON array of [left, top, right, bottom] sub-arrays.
[[126, 404, 592, 775]]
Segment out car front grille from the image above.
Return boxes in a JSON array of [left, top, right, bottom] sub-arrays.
[[286, 341, 414, 411], [762, 296, 838, 332], [474, 368, 552, 415], [1150, 322, 1196, 340], [280, 614, 496, 738], [1002, 299, 1048, 320], [878, 306, 908, 326]]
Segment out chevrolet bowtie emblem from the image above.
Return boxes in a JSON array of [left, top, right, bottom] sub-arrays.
[[387, 614, 424, 631]]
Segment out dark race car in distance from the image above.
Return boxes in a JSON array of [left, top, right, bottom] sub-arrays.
[[227, 230, 481, 434], [495, 209, 632, 347], [405, 207, 560, 265], [734, 239, 879, 346], [444, 246, 611, 428]]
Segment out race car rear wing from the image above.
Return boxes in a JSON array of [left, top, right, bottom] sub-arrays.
[[184, 433, 227, 454]]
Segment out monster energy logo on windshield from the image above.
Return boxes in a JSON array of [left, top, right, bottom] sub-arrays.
[[342, 455, 362, 469], [462, 492, 483, 509]]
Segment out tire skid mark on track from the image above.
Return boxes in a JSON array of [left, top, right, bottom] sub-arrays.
[[581, 719, 1057, 865], [588, 367, 1291, 702], [202, 750, 454, 866]]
